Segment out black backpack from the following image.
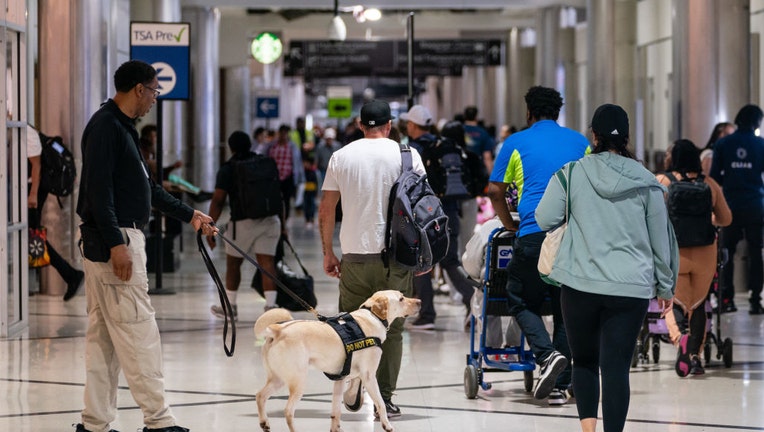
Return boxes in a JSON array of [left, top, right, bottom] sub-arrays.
[[39, 132, 76, 198], [665, 172, 716, 248], [421, 137, 488, 199], [383, 144, 450, 273], [232, 154, 283, 220]]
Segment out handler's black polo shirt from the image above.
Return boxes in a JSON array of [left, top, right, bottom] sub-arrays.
[[77, 99, 194, 249]]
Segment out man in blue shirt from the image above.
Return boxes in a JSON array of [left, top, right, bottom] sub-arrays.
[[487, 86, 589, 405], [710, 104, 764, 315]]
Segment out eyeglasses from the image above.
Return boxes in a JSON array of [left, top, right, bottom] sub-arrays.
[[143, 84, 161, 97]]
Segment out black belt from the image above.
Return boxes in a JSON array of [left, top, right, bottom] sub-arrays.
[[118, 221, 144, 230]]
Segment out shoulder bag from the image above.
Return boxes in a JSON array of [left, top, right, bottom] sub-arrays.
[[538, 161, 575, 286]]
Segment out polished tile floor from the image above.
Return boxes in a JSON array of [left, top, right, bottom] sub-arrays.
[[3, 219, 764, 432]]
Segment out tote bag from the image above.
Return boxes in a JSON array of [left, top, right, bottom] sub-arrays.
[[538, 162, 575, 286], [29, 226, 51, 268]]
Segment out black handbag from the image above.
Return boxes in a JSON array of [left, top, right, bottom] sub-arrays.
[[252, 237, 317, 311]]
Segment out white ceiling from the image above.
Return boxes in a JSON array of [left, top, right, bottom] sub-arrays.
[[180, 0, 586, 11]]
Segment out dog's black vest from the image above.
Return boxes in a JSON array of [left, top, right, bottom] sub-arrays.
[[321, 312, 384, 381]]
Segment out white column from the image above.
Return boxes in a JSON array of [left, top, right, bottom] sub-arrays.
[[182, 7, 220, 193], [672, 0, 718, 146], [587, 0, 616, 109], [154, 0, 187, 180]]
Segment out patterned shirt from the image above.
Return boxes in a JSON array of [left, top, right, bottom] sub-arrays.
[[269, 142, 293, 180]]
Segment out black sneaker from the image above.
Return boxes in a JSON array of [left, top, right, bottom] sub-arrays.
[[373, 398, 401, 419], [64, 270, 85, 301], [74, 424, 119, 432], [343, 378, 364, 411], [689, 355, 705, 375], [143, 427, 189, 432], [749, 303, 764, 315], [547, 388, 569, 406], [721, 300, 737, 313], [533, 351, 568, 400]]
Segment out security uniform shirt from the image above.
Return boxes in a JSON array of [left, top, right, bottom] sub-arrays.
[[77, 99, 194, 249], [709, 129, 764, 214]]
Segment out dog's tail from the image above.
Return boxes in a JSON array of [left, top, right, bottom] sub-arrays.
[[254, 308, 294, 339]]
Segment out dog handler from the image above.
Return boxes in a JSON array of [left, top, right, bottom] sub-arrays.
[[76, 60, 216, 432], [319, 100, 426, 418]]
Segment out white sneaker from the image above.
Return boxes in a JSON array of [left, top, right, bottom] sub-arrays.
[[211, 304, 237, 321], [547, 388, 569, 406]]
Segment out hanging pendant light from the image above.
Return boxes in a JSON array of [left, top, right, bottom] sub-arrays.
[[328, 0, 347, 41]]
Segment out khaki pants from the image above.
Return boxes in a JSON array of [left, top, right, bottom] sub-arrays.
[[338, 257, 413, 400], [81, 228, 176, 432]]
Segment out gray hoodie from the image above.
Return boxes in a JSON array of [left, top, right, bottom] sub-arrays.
[[535, 152, 678, 300]]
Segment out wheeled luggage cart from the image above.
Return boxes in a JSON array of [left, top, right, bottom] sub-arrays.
[[464, 228, 535, 399]]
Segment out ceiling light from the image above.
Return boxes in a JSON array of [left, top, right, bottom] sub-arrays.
[[328, 0, 347, 41], [328, 15, 347, 41], [363, 8, 382, 22]]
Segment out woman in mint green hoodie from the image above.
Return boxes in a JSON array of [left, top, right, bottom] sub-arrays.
[[535, 104, 678, 432]]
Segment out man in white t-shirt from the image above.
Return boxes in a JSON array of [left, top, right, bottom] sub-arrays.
[[27, 125, 84, 301], [318, 100, 425, 419]]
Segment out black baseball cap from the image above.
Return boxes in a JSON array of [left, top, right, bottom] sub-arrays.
[[591, 104, 629, 138], [360, 100, 392, 127]]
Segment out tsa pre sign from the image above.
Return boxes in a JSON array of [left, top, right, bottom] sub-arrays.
[[130, 22, 190, 100]]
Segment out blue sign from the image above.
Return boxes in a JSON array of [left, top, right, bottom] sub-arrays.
[[256, 97, 280, 118], [497, 245, 513, 269], [130, 22, 190, 101]]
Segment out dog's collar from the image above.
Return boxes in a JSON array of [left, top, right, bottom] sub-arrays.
[[361, 306, 389, 329]]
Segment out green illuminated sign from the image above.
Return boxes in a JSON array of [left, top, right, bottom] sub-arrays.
[[251, 32, 282, 64]]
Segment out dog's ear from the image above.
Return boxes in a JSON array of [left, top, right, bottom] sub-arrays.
[[370, 295, 389, 321]]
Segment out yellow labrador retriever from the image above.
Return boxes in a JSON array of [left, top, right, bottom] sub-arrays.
[[254, 290, 421, 432]]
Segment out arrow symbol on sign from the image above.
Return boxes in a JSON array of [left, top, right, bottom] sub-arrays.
[[151, 62, 177, 95], [260, 100, 276, 113]]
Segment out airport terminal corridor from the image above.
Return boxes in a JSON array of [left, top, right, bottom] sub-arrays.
[[1, 217, 763, 432]]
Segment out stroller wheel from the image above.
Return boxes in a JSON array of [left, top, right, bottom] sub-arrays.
[[523, 370, 534, 393], [651, 336, 661, 363], [704, 342, 712, 364], [722, 338, 733, 368], [464, 365, 479, 399]]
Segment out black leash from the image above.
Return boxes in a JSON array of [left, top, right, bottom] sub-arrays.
[[202, 227, 324, 320], [196, 231, 236, 356]]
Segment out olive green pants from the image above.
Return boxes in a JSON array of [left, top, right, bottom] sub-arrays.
[[338, 258, 413, 400]]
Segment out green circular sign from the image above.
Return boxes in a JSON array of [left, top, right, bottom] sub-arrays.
[[251, 32, 283, 64]]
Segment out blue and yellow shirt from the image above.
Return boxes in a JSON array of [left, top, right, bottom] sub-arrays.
[[490, 120, 589, 237]]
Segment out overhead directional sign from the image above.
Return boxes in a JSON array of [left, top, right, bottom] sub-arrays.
[[256, 97, 280, 118], [130, 22, 190, 100], [327, 86, 352, 119], [285, 39, 503, 78]]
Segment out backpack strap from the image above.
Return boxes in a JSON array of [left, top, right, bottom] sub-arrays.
[[382, 143, 411, 270], [400, 143, 413, 173], [664, 171, 704, 183], [556, 161, 575, 223], [663, 171, 679, 183]]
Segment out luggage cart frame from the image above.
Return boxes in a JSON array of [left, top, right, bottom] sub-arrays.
[[464, 228, 535, 399]]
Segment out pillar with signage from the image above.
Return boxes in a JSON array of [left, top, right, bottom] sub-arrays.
[[130, 22, 190, 293]]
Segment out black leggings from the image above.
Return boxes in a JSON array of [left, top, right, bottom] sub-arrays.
[[560, 286, 648, 432], [672, 304, 707, 355]]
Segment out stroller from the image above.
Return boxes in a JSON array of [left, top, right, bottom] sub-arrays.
[[632, 240, 733, 368], [464, 227, 536, 399]]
